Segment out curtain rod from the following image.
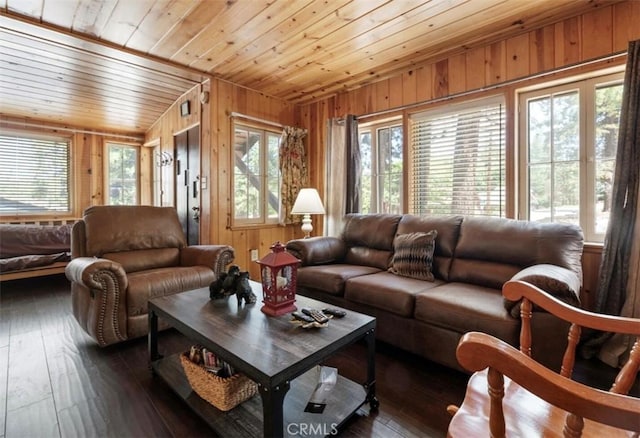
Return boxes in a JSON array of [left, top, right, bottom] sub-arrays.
[[0, 119, 144, 141], [357, 51, 628, 120], [229, 112, 284, 129]]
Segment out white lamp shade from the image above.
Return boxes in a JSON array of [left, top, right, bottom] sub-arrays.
[[290, 188, 325, 214]]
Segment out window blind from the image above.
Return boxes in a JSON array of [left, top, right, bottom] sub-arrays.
[[0, 133, 70, 214], [409, 97, 505, 217]]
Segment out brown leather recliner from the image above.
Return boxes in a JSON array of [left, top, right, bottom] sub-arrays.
[[66, 205, 234, 346]]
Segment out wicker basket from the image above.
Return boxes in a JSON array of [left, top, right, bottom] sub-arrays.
[[179, 353, 258, 411]]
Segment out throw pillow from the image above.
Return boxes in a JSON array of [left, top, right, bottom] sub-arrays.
[[388, 230, 438, 281]]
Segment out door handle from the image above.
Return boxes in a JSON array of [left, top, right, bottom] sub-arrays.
[[192, 206, 200, 222]]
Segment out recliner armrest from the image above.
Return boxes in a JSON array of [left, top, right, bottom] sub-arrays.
[[180, 245, 235, 277], [286, 237, 346, 266], [65, 257, 129, 347], [65, 256, 128, 291]]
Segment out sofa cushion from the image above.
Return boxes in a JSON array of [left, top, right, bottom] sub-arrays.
[[342, 213, 402, 249], [104, 248, 180, 273], [297, 264, 381, 296], [388, 231, 437, 281], [345, 247, 394, 270], [345, 271, 444, 317], [414, 282, 519, 345], [448, 259, 521, 290], [448, 216, 584, 289], [395, 215, 463, 281], [342, 214, 401, 269], [127, 266, 215, 317]]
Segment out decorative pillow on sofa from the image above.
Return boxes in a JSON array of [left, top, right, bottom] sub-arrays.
[[388, 230, 438, 281]]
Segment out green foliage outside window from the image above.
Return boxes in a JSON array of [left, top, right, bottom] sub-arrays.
[[521, 72, 623, 241], [410, 98, 506, 218], [594, 84, 622, 232], [107, 143, 138, 205], [359, 123, 403, 214], [233, 125, 280, 224], [528, 91, 580, 224]]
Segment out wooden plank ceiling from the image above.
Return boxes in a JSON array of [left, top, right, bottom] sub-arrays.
[[0, 0, 623, 134]]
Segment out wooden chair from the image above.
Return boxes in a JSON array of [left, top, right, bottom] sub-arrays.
[[447, 280, 640, 437]]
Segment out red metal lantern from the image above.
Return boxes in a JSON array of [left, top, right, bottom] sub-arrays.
[[256, 241, 300, 316]]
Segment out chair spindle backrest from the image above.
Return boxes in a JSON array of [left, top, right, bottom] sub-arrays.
[[505, 281, 640, 437]]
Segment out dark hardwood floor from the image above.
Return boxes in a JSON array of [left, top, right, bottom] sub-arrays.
[[0, 275, 468, 438], [1, 275, 633, 438]]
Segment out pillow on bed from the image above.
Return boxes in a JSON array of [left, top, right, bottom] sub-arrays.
[[388, 230, 438, 281]]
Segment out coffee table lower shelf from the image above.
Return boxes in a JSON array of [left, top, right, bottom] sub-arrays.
[[152, 354, 367, 438]]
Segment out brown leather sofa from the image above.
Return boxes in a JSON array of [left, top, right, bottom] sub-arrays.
[[66, 205, 234, 346], [286, 214, 584, 371]]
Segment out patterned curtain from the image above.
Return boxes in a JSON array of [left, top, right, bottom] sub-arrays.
[[279, 126, 308, 225], [324, 115, 360, 236], [593, 39, 640, 366]]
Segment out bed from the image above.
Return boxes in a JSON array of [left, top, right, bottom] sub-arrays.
[[0, 221, 74, 281]]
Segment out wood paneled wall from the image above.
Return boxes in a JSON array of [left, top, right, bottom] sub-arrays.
[[4, 1, 637, 304], [298, 1, 640, 309], [317, 1, 639, 116], [145, 79, 301, 279], [146, 84, 202, 209]]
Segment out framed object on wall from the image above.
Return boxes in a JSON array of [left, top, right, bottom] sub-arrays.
[[180, 100, 190, 117]]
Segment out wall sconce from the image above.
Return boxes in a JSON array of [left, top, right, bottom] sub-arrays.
[[155, 151, 173, 167], [291, 188, 325, 238]]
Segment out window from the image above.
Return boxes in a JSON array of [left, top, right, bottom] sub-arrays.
[[358, 120, 403, 214], [0, 131, 71, 214], [409, 96, 506, 217], [106, 142, 139, 205], [518, 72, 623, 242], [233, 124, 281, 225]]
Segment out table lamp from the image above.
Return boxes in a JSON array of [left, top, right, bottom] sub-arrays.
[[290, 188, 325, 238]]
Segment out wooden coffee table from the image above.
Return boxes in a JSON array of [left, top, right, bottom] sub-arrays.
[[148, 281, 377, 438]]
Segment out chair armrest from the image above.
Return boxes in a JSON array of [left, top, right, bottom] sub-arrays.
[[65, 257, 129, 346], [65, 257, 128, 291], [286, 237, 346, 266], [180, 245, 235, 277], [504, 280, 640, 334], [456, 332, 640, 432], [504, 264, 581, 317]]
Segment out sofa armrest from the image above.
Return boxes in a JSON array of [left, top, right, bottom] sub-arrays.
[[65, 257, 129, 346], [504, 264, 581, 318], [286, 237, 346, 266], [180, 245, 235, 277]]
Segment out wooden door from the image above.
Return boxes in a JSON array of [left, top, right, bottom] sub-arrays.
[[174, 126, 200, 245]]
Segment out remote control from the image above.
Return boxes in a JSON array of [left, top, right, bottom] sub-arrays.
[[322, 308, 346, 318], [301, 308, 330, 324], [292, 311, 315, 323]]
